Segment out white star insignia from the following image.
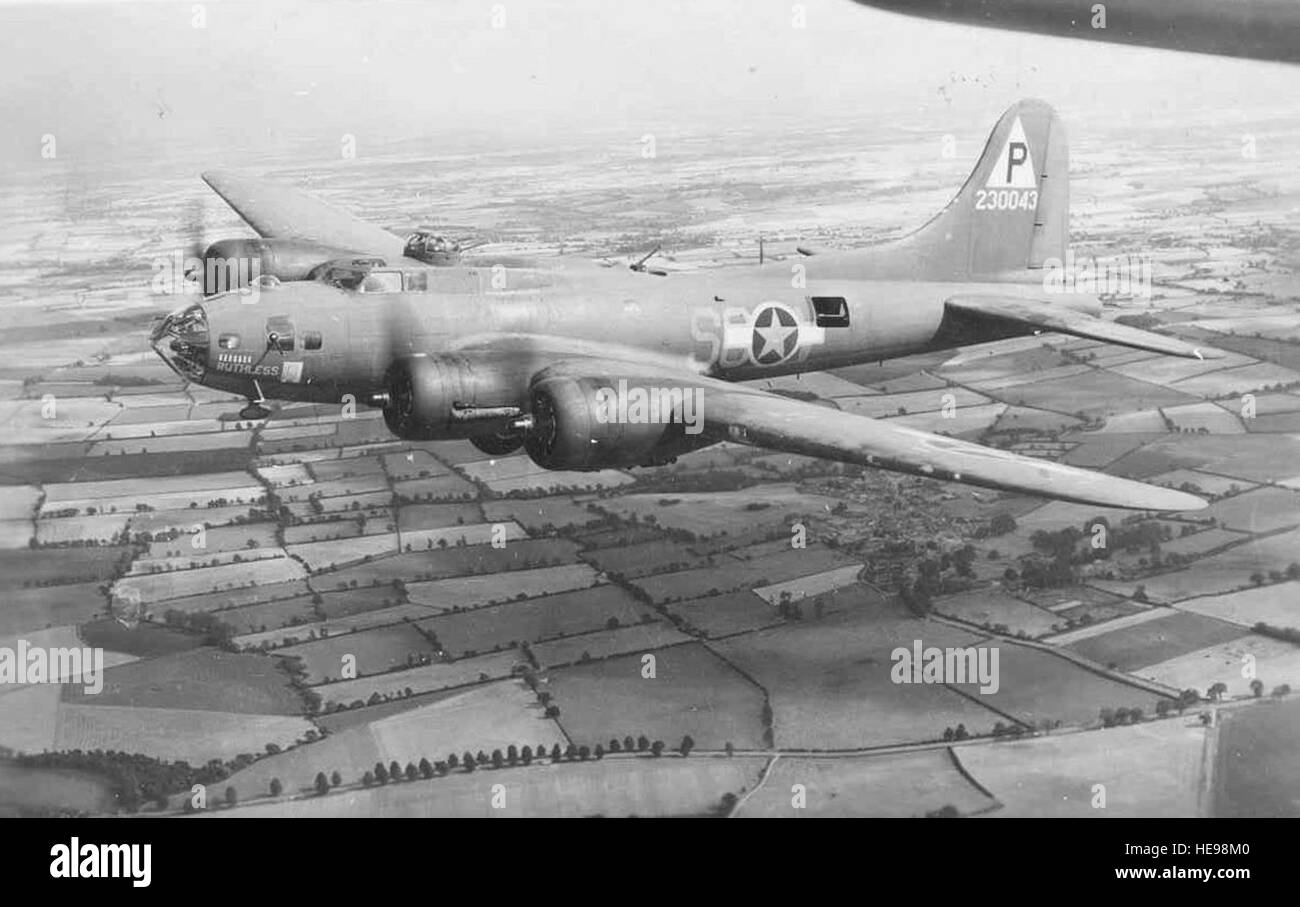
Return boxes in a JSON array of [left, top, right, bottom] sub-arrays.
[[754, 320, 796, 361]]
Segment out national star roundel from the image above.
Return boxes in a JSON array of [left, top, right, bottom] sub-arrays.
[[750, 304, 801, 365]]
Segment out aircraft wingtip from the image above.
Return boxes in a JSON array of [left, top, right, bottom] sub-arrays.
[[1148, 488, 1209, 513], [1095, 477, 1208, 513]]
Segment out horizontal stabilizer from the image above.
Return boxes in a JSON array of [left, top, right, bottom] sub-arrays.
[[945, 295, 1219, 360]]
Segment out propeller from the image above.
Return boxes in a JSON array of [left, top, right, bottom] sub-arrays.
[[181, 195, 209, 292]]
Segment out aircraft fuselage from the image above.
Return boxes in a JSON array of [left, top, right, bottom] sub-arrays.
[[161, 258, 1085, 415]]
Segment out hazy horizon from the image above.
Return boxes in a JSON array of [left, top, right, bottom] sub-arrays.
[[3, 0, 1299, 179]]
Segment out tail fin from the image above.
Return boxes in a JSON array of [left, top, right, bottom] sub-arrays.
[[817, 99, 1068, 282]]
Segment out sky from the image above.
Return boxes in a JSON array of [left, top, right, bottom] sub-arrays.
[[1, 0, 1298, 172]]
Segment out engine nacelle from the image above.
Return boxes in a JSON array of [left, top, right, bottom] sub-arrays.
[[383, 355, 523, 441], [197, 238, 354, 295], [523, 376, 711, 471]]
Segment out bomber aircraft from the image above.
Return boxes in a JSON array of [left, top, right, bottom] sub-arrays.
[[153, 99, 1212, 512]]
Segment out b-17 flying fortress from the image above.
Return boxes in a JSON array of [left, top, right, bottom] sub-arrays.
[[156, 100, 1208, 512], [2, 1, 1299, 837]]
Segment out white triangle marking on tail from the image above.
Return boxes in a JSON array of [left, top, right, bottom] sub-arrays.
[[986, 117, 1037, 189]]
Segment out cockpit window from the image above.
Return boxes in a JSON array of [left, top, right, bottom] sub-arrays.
[[326, 269, 366, 291], [404, 270, 428, 293], [360, 271, 403, 294], [266, 316, 295, 352], [150, 303, 209, 382]]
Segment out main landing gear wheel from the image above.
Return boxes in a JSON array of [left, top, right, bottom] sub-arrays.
[[239, 379, 271, 422], [239, 402, 271, 421], [470, 430, 524, 456]]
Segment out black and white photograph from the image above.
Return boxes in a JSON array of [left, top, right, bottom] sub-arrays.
[[0, 0, 1297, 853]]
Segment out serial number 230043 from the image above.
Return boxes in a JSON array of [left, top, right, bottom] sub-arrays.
[[975, 188, 1038, 211]]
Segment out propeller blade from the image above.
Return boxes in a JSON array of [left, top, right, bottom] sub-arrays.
[[181, 196, 209, 274]]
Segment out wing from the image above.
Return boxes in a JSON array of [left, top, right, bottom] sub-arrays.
[[850, 1, 1300, 66], [201, 171, 407, 260], [528, 353, 1206, 512], [945, 294, 1218, 359]]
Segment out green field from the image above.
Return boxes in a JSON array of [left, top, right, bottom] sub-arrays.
[[546, 642, 767, 750], [280, 622, 439, 683], [950, 640, 1170, 728], [0, 760, 117, 817], [1, 583, 107, 636], [217, 756, 764, 818], [1214, 697, 1300, 817], [736, 750, 996, 818], [632, 546, 855, 604], [314, 585, 404, 619], [208, 596, 318, 635], [955, 719, 1207, 817], [583, 538, 711, 579], [661, 589, 783, 638], [417, 584, 655, 656], [0, 545, 132, 587], [396, 502, 485, 531], [79, 618, 203, 657], [314, 538, 578, 589], [1066, 611, 1250, 672], [62, 648, 305, 715], [712, 606, 1003, 748], [310, 650, 522, 707]]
